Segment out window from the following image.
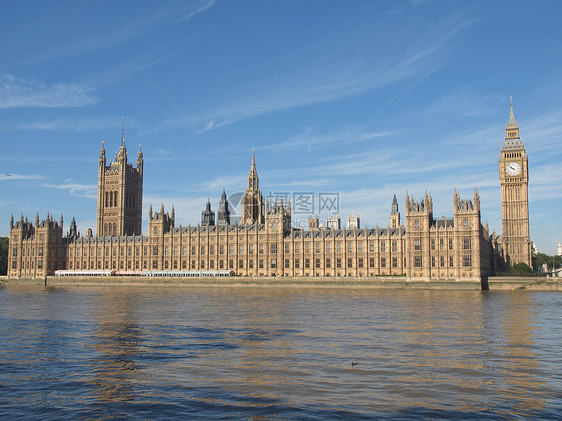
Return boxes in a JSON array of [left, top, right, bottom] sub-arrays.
[[315, 258, 320, 268], [462, 237, 471, 250], [165, 246, 169, 256], [285, 244, 290, 253], [449, 256, 454, 267], [347, 258, 353, 268], [336, 258, 342, 268], [305, 258, 310, 269], [210, 245, 215, 255], [259, 244, 264, 254], [414, 256, 422, 267], [315, 243, 321, 253], [392, 241, 398, 252], [201, 260, 205, 269], [182, 246, 187, 255], [326, 258, 331, 268], [294, 244, 300, 253], [153, 246, 158, 256], [369, 257, 375, 268], [326, 243, 331, 253], [439, 239, 444, 251], [392, 257, 398, 268], [305, 243, 310, 253], [347, 243, 353, 253], [369, 241, 375, 252], [271, 259, 277, 269], [380, 258, 386, 268], [271, 244, 277, 254], [239, 245, 244, 255], [249, 245, 254, 254], [431, 256, 436, 267], [358, 242, 363, 253], [259, 259, 264, 269], [229, 245, 234, 255], [337, 242, 342, 253], [449, 238, 454, 250], [463, 255, 472, 267], [380, 241, 386, 252], [249, 259, 254, 268], [191, 246, 196, 256], [285, 259, 290, 268], [414, 238, 422, 251], [440, 256, 445, 267], [239, 259, 244, 268], [414, 220, 420, 229], [220, 245, 225, 255], [463, 218, 469, 228], [294, 258, 300, 268], [358, 258, 364, 268], [431, 239, 435, 251]]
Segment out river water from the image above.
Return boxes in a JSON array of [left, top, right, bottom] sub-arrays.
[[0, 286, 560, 420]]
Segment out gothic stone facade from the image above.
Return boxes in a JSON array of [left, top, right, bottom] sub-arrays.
[[9, 105, 528, 280]]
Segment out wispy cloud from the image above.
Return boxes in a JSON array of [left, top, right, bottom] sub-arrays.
[[147, 14, 477, 134], [43, 179, 97, 199], [0, 116, 124, 132], [263, 127, 396, 153], [30, 1, 215, 64], [0, 173, 46, 181], [0, 74, 97, 108]]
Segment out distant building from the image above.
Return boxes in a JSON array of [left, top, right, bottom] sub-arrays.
[[558, 243, 562, 257], [346, 212, 360, 230]]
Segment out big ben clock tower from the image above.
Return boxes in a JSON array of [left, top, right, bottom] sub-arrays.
[[499, 98, 531, 267]]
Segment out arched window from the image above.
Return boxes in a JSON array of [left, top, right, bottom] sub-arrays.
[[105, 192, 109, 207], [113, 223, 117, 235], [109, 192, 113, 207], [104, 223, 108, 235]]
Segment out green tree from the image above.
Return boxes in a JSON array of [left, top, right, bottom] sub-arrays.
[[510, 262, 533, 276], [533, 252, 562, 272], [0, 237, 8, 275]]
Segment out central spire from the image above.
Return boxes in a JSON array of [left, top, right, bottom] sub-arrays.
[[248, 147, 259, 191], [241, 149, 264, 225]]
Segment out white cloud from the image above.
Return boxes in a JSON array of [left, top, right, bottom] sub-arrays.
[[0, 74, 97, 108], [43, 179, 97, 199]]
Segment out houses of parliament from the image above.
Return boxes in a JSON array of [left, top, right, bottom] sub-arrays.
[[7, 103, 532, 280]]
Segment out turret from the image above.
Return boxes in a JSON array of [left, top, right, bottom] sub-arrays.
[[390, 194, 400, 228], [137, 144, 143, 173]]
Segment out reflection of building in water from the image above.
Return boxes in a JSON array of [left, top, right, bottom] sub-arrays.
[[220, 290, 297, 392], [89, 291, 143, 403], [393, 291, 490, 410], [498, 295, 546, 413]]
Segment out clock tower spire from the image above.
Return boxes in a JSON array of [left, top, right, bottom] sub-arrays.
[[499, 98, 531, 268]]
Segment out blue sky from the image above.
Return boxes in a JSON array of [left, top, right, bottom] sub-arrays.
[[1, 0, 561, 254]]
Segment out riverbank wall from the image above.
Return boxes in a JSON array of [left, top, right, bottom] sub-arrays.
[[2, 275, 559, 290]]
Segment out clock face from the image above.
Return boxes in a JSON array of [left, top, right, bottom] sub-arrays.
[[505, 162, 521, 176]]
